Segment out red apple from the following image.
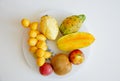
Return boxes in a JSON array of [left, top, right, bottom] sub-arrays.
[[69, 49, 84, 65], [39, 63, 53, 76]]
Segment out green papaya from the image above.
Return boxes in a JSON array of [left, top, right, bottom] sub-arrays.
[[59, 14, 86, 35]]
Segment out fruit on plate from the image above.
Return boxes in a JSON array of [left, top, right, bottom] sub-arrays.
[[36, 50, 52, 66], [29, 22, 38, 30], [39, 63, 53, 76], [37, 57, 45, 66], [21, 18, 52, 68], [40, 15, 59, 40], [69, 49, 84, 65], [43, 51, 52, 59], [28, 38, 38, 46], [36, 49, 45, 57], [57, 32, 95, 51], [29, 30, 38, 38], [59, 14, 85, 35], [51, 54, 72, 75], [41, 44, 48, 51], [29, 46, 38, 53], [36, 40, 46, 49], [36, 34, 47, 41], [21, 18, 30, 28], [21, 14, 95, 76]]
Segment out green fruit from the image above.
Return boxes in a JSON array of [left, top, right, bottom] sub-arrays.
[[59, 14, 86, 35]]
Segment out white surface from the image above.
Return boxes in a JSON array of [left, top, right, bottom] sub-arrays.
[[0, 0, 120, 81]]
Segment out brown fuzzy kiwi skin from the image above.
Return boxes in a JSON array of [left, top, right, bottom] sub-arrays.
[[51, 54, 72, 75]]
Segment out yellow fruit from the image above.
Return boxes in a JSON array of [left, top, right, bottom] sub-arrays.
[[29, 30, 38, 38], [36, 49, 45, 57], [40, 15, 59, 40], [21, 18, 30, 27], [28, 38, 38, 46], [36, 34, 46, 41], [36, 30, 40, 35], [29, 22, 38, 30], [43, 51, 52, 59], [36, 40, 46, 49], [36, 57, 45, 66], [41, 44, 48, 51], [29, 46, 38, 53], [57, 32, 95, 51]]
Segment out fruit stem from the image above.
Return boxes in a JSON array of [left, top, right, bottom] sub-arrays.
[[79, 14, 86, 23]]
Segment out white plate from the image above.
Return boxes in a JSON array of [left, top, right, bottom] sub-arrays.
[[22, 10, 90, 79]]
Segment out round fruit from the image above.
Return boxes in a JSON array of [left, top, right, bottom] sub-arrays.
[[41, 44, 47, 51], [28, 38, 38, 46], [36, 40, 46, 49], [21, 18, 30, 27], [36, 34, 46, 41], [37, 57, 45, 66], [39, 63, 53, 76], [29, 22, 38, 30], [36, 49, 45, 57], [69, 49, 84, 65], [51, 54, 72, 75], [59, 15, 85, 35], [29, 30, 38, 38], [29, 46, 38, 53], [43, 51, 52, 59]]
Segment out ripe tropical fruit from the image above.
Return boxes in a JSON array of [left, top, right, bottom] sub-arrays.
[[21, 18, 30, 27], [43, 51, 52, 59], [36, 34, 46, 41], [57, 32, 95, 51], [29, 22, 38, 30], [29, 30, 38, 38], [39, 63, 53, 76], [59, 14, 85, 35], [69, 49, 84, 65], [36, 40, 46, 49], [36, 57, 45, 66], [28, 38, 38, 46], [40, 15, 59, 40], [51, 54, 72, 75], [36, 49, 45, 57]]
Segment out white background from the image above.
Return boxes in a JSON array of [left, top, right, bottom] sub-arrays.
[[0, 0, 120, 81]]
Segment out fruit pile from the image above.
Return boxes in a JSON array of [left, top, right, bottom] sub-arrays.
[[21, 19, 52, 67], [21, 14, 95, 76]]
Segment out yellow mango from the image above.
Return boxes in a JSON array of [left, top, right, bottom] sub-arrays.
[[57, 32, 95, 51]]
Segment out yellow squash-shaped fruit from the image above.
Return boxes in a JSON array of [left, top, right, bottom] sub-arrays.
[[40, 15, 59, 40], [57, 32, 95, 51]]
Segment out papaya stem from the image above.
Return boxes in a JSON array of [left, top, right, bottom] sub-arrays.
[[79, 14, 86, 23]]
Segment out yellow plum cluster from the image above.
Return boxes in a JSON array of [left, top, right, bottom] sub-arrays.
[[21, 18, 52, 67]]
